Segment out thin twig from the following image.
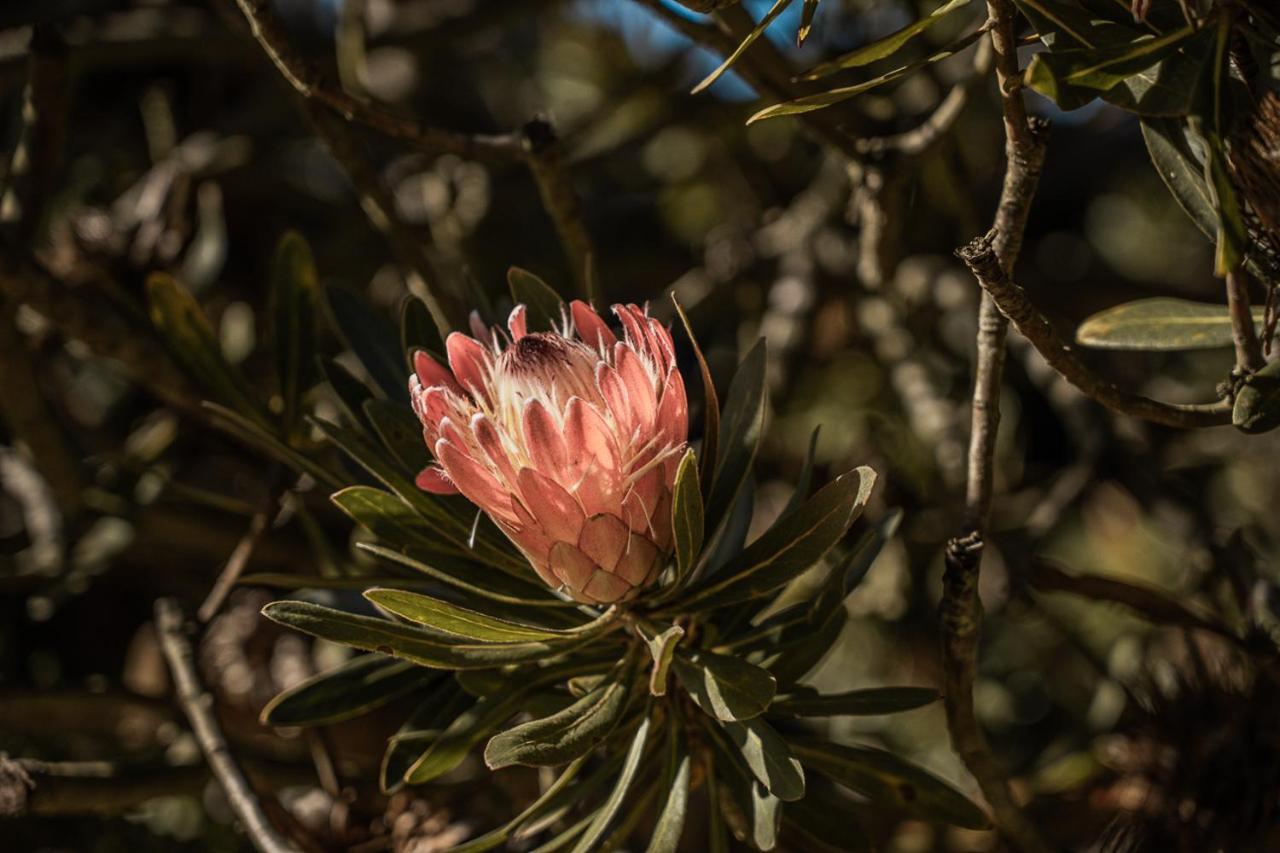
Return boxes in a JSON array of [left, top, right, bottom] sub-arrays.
[[197, 470, 286, 623], [220, 0, 523, 163], [155, 598, 302, 853], [1226, 267, 1265, 373], [958, 233, 1233, 429], [939, 3, 1056, 850]]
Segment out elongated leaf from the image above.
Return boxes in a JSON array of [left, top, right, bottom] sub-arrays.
[[1076, 298, 1266, 350], [778, 426, 820, 521], [508, 267, 565, 331], [320, 357, 376, 431], [365, 588, 609, 642], [683, 467, 877, 610], [358, 542, 574, 609], [1024, 25, 1197, 106], [704, 340, 766, 544], [693, 0, 796, 95], [791, 740, 990, 829], [797, 0, 820, 45], [405, 659, 599, 784], [484, 661, 634, 768], [748, 29, 983, 123], [261, 655, 436, 726], [646, 727, 692, 853], [513, 755, 625, 840], [363, 399, 430, 473], [641, 622, 684, 696], [567, 713, 652, 853], [772, 686, 939, 717], [401, 296, 443, 364], [270, 231, 319, 431], [672, 297, 719, 485], [324, 283, 409, 402], [1142, 116, 1216, 239], [451, 756, 590, 853], [766, 607, 847, 688], [720, 716, 805, 801], [799, 0, 972, 79], [671, 450, 704, 579], [262, 600, 582, 669], [381, 679, 474, 792], [203, 402, 342, 489], [673, 650, 776, 721], [712, 734, 781, 851], [147, 273, 268, 425]]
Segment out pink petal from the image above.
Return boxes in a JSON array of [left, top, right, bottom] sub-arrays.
[[508, 305, 528, 341], [413, 350, 460, 393], [582, 570, 632, 604], [522, 399, 571, 483], [571, 300, 617, 352], [446, 332, 492, 398], [649, 491, 673, 549], [548, 541, 597, 593], [517, 467, 585, 544], [577, 513, 630, 572], [655, 367, 689, 448], [614, 344, 657, 434], [415, 465, 458, 494], [646, 315, 676, 375], [468, 310, 490, 342], [563, 397, 621, 483], [472, 414, 519, 492], [597, 362, 636, 444], [614, 532, 659, 586], [437, 439, 516, 524], [621, 468, 663, 534], [498, 517, 557, 584]]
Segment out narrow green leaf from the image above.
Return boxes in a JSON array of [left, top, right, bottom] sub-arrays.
[[799, 0, 972, 80], [1024, 25, 1197, 103], [671, 296, 719, 486], [512, 755, 625, 840], [203, 402, 342, 489], [646, 726, 692, 853], [704, 339, 766, 544], [748, 29, 983, 123], [692, 0, 796, 95], [320, 357, 376, 431], [380, 679, 474, 792], [1076, 297, 1266, 350], [797, 0, 820, 46], [508, 267, 565, 331], [261, 655, 435, 726], [771, 686, 940, 717], [791, 739, 991, 829], [405, 659, 599, 784], [720, 716, 805, 801], [640, 622, 684, 696], [567, 712, 652, 853], [357, 542, 575, 608], [671, 450, 704, 579], [147, 273, 269, 425], [673, 650, 776, 721], [270, 231, 319, 431], [324, 283, 409, 402], [682, 467, 877, 611], [363, 399, 430, 474], [710, 731, 781, 851], [401, 296, 444, 365], [766, 607, 847, 688], [778, 426, 820, 521], [1141, 117, 1217, 240], [450, 755, 590, 853], [365, 588, 613, 642], [262, 600, 583, 669], [484, 661, 635, 768]]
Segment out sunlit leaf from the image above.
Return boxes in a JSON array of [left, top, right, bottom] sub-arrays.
[[693, 0, 796, 95], [748, 30, 983, 123], [798, 0, 972, 80], [673, 649, 776, 721], [646, 726, 692, 853], [719, 716, 805, 801], [567, 713, 652, 853], [261, 655, 437, 726], [671, 449, 704, 579], [1076, 298, 1265, 350]]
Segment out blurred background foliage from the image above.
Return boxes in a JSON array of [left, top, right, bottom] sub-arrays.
[[0, 0, 1278, 850]]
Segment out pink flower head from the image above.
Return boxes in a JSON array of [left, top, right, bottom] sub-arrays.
[[409, 301, 689, 604]]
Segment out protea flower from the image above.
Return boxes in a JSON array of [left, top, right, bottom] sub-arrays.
[[408, 301, 689, 604]]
